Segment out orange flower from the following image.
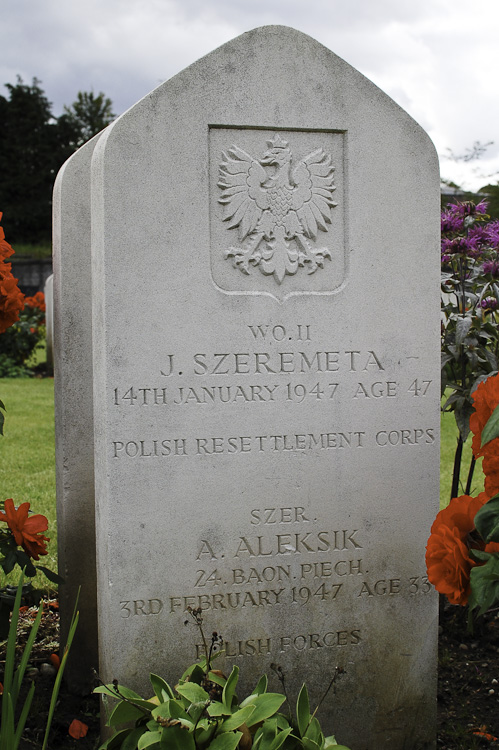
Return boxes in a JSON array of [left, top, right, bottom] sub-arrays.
[[482, 451, 499, 497], [0, 499, 49, 560], [0, 213, 14, 262], [68, 719, 88, 739], [0, 263, 24, 334], [24, 291, 45, 313], [470, 374, 499, 458], [426, 492, 490, 606]]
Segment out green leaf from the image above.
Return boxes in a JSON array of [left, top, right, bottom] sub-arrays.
[[304, 717, 322, 743], [244, 694, 286, 727], [296, 684, 310, 738], [268, 726, 293, 750], [475, 494, 499, 543], [150, 674, 174, 701], [138, 730, 162, 748], [207, 731, 243, 750], [469, 554, 499, 616], [122, 727, 147, 750], [455, 398, 474, 441], [219, 705, 256, 732], [222, 665, 239, 710], [13, 681, 36, 750], [175, 681, 209, 703], [92, 728, 131, 749], [481, 403, 499, 448], [107, 700, 146, 727], [207, 670, 226, 688], [160, 724, 195, 750], [252, 674, 268, 696], [152, 700, 190, 723], [207, 701, 230, 717], [302, 738, 321, 750], [456, 315, 473, 346], [35, 565, 64, 584]]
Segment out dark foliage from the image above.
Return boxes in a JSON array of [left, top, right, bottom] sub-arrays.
[[0, 77, 115, 245]]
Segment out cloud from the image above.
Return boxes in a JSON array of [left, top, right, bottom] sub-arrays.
[[2, 0, 499, 188]]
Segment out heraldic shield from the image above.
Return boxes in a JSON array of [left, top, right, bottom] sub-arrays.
[[209, 127, 347, 302]]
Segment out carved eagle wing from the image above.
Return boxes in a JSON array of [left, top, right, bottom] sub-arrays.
[[291, 148, 337, 240], [218, 146, 269, 241]]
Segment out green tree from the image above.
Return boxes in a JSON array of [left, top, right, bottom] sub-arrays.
[[63, 90, 115, 148], [0, 77, 74, 244]]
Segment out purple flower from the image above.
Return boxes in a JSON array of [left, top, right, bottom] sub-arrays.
[[441, 236, 472, 255], [482, 259, 499, 278], [480, 296, 499, 311], [441, 210, 463, 233], [485, 220, 499, 248], [447, 200, 489, 217]]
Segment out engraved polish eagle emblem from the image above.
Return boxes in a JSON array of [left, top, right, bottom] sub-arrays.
[[218, 134, 337, 284]]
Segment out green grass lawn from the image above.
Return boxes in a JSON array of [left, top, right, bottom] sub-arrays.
[[0, 378, 485, 589], [0, 377, 57, 585]]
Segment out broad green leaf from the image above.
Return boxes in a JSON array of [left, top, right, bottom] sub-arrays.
[[255, 716, 277, 750], [94, 684, 121, 698], [296, 684, 310, 737], [207, 701, 230, 717], [481, 403, 499, 447], [107, 700, 146, 727], [455, 398, 474, 441], [475, 494, 499, 543], [304, 717, 322, 743], [268, 726, 293, 750], [276, 714, 290, 731], [138, 730, 162, 748], [302, 737, 321, 750], [94, 728, 131, 749], [175, 681, 210, 703], [219, 705, 255, 732], [150, 674, 174, 701], [455, 315, 473, 346], [207, 670, 226, 688], [207, 731, 243, 750], [253, 674, 268, 696], [152, 701, 190, 722], [122, 727, 147, 750], [195, 722, 217, 746], [244, 694, 286, 727], [160, 724, 196, 750], [469, 553, 499, 616], [222, 665, 239, 709]]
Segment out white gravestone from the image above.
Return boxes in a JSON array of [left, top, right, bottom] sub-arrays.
[[53, 134, 101, 693], [57, 26, 440, 748], [43, 273, 54, 375]]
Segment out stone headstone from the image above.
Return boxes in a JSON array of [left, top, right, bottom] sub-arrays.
[[43, 273, 54, 375], [53, 134, 101, 693], [56, 26, 440, 748]]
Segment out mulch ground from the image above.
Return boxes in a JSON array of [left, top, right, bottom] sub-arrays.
[[2, 598, 499, 749]]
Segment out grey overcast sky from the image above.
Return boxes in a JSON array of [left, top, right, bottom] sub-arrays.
[[2, 0, 498, 190]]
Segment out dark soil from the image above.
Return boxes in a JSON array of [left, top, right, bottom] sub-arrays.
[[2, 598, 499, 749], [437, 601, 499, 749]]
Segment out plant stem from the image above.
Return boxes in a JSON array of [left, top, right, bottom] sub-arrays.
[[465, 456, 476, 496], [451, 434, 464, 501]]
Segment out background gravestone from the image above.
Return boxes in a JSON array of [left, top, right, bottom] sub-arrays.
[[56, 25, 440, 748], [53, 134, 101, 693]]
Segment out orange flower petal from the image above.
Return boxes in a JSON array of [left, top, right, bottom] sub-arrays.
[[68, 719, 89, 739]]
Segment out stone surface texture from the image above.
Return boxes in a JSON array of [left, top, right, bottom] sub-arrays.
[[53, 134, 100, 693], [56, 25, 440, 749]]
